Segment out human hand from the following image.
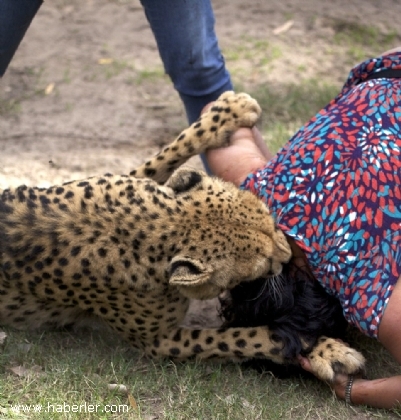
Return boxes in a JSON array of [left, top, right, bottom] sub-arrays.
[[205, 127, 268, 186]]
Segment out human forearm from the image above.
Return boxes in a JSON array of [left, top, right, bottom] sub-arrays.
[[334, 374, 401, 409]]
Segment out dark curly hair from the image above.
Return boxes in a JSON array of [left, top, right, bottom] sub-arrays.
[[220, 262, 347, 376]]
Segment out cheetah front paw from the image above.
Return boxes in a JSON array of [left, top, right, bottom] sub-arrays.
[[306, 337, 365, 382], [204, 91, 262, 148], [215, 91, 262, 126]]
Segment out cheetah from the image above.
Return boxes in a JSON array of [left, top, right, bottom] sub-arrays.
[[0, 92, 364, 382]]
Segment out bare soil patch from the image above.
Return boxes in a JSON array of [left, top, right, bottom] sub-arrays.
[[1, 0, 400, 188]]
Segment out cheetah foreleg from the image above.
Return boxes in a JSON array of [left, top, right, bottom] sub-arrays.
[[131, 91, 261, 184], [305, 336, 366, 382], [147, 329, 365, 382], [147, 326, 292, 363]]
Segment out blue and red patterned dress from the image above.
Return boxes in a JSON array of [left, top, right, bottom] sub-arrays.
[[241, 52, 401, 339]]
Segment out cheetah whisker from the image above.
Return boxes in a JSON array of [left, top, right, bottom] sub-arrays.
[[246, 275, 285, 306]]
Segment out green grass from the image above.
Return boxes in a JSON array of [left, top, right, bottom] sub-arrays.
[[329, 20, 400, 63], [224, 37, 280, 63], [93, 58, 165, 84], [332, 20, 398, 49], [0, 98, 21, 116], [133, 68, 166, 85], [223, 36, 283, 82], [0, 66, 46, 117], [242, 79, 340, 152], [99, 59, 135, 80], [1, 326, 400, 420]]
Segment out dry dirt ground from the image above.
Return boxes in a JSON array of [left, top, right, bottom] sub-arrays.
[[1, 0, 400, 190]]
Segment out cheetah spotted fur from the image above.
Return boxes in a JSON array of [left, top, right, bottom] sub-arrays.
[[0, 92, 364, 382]]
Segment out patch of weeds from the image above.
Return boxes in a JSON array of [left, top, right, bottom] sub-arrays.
[[244, 79, 339, 151], [296, 64, 307, 73], [101, 59, 134, 79], [224, 38, 282, 64], [83, 72, 98, 83], [261, 121, 302, 154], [63, 67, 72, 84], [224, 40, 282, 81], [97, 59, 165, 84], [0, 66, 45, 114], [134, 67, 166, 85], [0, 98, 21, 116], [283, 12, 295, 21], [224, 44, 253, 62], [252, 38, 271, 51], [64, 103, 74, 112], [332, 19, 399, 50], [327, 20, 400, 64], [27, 67, 47, 96], [345, 45, 368, 63]]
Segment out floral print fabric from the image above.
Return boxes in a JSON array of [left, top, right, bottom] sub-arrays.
[[241, 52, 401, 338]]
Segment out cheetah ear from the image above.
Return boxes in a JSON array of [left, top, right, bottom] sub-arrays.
[[168, 257, 212, 286], [166, 169, 204, 194]]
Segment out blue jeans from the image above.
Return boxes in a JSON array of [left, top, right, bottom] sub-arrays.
[[0, 0, 232, 170], [0, 0, 43, 77], [140, 0, 232, 124], [140, 0, 233, 172]]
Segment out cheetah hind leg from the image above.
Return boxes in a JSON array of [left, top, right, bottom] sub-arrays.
[[131, 91, 261, 184], [306, 337, 366, 382]]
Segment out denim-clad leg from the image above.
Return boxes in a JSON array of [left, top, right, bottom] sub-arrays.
[[0, 0, 43, 76], [140, 0, 233, 123], [140, 0, 233, 172]]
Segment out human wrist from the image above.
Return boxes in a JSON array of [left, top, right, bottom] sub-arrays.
[[344, 375, 354, 405], [333, 375, 372, 406], [332, 373, 349, 401]]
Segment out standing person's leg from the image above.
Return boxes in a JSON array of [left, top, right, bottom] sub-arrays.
[[140, 0, 232, 123], [0, 0, 43, 77], [140, 0, 233, 172]]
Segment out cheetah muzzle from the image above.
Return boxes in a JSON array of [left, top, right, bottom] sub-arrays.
[[0, 92, 365, 382]]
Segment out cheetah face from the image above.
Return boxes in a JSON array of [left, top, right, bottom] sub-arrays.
[[165, 169, 292, 300], [168, 227, 291, 300]]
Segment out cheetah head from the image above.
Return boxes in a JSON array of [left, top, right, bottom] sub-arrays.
[[164, 169, 292, 300]]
